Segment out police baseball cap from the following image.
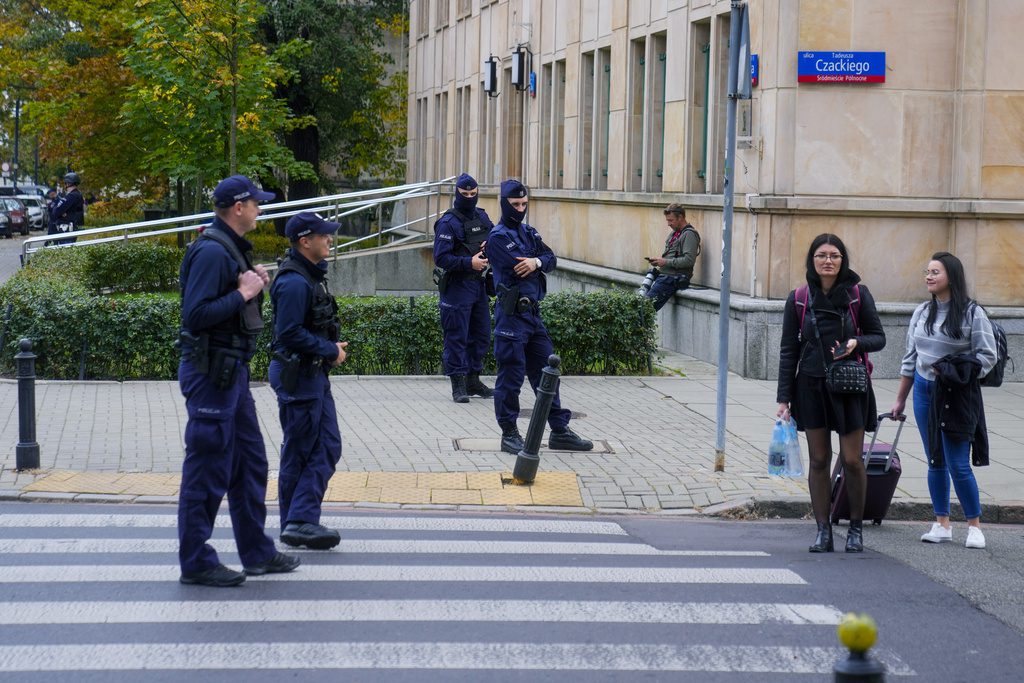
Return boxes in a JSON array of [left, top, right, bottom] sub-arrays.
[[500, 179, 528, 198], [213, 175, 276, 208], [285, 212, 341, 240]]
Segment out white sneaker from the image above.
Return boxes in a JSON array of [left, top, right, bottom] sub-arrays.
[[965, 526, 986, 549], [921, 523, 952, 543]]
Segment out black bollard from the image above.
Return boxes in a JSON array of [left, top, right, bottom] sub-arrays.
[[15, 338, 40, 470], [512, 354, 561, 485]]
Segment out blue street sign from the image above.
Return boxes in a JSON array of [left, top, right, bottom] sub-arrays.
[[797, 51, 885, 83]]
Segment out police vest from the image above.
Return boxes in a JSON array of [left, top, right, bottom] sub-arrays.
[[446, 208, 488, 256], [273, 256, 340, 345], [192, 227, 264, 340]]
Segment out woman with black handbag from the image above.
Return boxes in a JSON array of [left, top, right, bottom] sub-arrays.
[[776, 234, 886, 553]]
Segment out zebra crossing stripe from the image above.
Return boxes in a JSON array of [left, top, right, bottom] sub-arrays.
[[0, 600, 842, 625], [0, 565, 806, 584], [0, 538, 768, 557], [0, 642, 916, 674], [0, 514, 629, 535]]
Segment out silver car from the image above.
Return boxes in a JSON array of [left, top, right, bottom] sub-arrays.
[[14, 194, 48, 231]]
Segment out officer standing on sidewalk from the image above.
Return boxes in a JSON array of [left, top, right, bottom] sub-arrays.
[[485, 179, 593, 454], [269, 212, 348, 550], [433, 173, 496, 403], [47, 171, 85, 245], [177, 174, 300, 587]]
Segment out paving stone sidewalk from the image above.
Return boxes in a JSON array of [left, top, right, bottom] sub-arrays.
[[2, 351, 1023, 518]]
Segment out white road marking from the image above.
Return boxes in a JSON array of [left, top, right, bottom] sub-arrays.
[[0, 642, 917, 675], [0, 564, 806, 584], [0, 600, 841, 625], [0, 514, 628, 535], [0, 538, 767, 557]]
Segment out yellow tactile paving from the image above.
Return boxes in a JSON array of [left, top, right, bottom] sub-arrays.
[[19, 470, 584, 507]]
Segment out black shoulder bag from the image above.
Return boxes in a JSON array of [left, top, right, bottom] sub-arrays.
[[806, 293, 868, 395]]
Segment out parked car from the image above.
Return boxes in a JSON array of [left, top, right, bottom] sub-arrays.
[[14, 194, 48, 231], [0, 198, 29, 237]]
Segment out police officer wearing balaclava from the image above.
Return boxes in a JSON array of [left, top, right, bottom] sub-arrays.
[[269, 212, 348, 550], [177, 174, 300, 587], [433, 173, 496, 403], [485, 180, 593, 454]]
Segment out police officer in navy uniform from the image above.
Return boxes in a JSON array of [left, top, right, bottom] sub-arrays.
[[269, 212, 348, 550], [177, 174, 300, 587], [47, 171, 85, 245], [485, 179, 593, 454], [433, 173, 496, 403]]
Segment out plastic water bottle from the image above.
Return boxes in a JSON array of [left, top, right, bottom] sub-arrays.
[[768, 420, 787, 476], [783, 419, 804, 477]]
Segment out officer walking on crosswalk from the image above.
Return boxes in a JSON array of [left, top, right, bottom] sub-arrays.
[[176, 175, 300, 587], [269, 212, 348, 550], [485, 179, 593, 454]]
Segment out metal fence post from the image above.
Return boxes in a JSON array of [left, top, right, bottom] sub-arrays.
[[512, 354, 562, 485], [15, 338, 40, 470]]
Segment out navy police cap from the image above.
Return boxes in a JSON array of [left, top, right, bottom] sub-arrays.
[[285, 211, 342, 240]]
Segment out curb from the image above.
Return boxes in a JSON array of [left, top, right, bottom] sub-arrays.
[[710, 497, 1024, 525]]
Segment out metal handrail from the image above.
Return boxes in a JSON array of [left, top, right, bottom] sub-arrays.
[[21, 176, 456, 264]]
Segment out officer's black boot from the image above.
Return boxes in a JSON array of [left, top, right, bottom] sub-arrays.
[[466, 372, 495, 398], [548, 427, 594, 451], [845, 520, 864, 553], [450, 375, 470, 403], [500, 423, 525, 454]]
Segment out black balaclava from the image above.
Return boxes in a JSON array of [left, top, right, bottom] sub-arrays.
[[500, 179, 528, 228], [453, 173, 479, 214]]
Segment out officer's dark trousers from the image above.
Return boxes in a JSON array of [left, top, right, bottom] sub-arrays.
[[269, 366, 342, 527], [177, 360, 276, 573], [493, 308, 571, 430], [440, 286, 491, 376]]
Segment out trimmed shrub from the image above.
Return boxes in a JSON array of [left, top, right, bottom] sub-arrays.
[[24, 242, 181, 294]]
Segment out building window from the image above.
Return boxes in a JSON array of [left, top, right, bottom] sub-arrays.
[[416, 97, 429, 181], [626, 37, 646, 193], [503, 66, 525, 180], [595, 47, 611, 191], [455, 86, 471, 172], [648, 33, 667, 193], [436, 0, 449, 30], [539, 60, 565, 189], [579, 51, 594, 190], [688, 21, 711, 193], [435, 91, 449, 180], [480, 88, 497, 183], [457, 0, 472, 19], [416, 0, 430, 38], [540, 63, 552, 187]]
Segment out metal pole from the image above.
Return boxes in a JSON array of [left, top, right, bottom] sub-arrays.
[[13, 98, 21, 193], [512, 354, 561, 485], [714, 2, 748, 472], [16, 339, 40, 470]]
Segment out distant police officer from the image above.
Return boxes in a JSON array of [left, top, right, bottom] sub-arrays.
[[269, 212, 348, 550], [177, 174, 299, 587], [644, 203, 701, 311], [433, 173, 496, 403], [47, 171, 84, 245], [485, 179, 593, 454]]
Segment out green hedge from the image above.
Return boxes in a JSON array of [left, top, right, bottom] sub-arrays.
[[24, 242, 181, 294], [0, 248, 657, 379]]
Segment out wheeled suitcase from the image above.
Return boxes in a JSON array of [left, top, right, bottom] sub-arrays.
[[830, 413, 905, 526]]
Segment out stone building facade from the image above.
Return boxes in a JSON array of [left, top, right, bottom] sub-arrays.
[[405, 0, 1024, 377]]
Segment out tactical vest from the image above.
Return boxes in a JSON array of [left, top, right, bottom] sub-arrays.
[[447, 208, 488, 256], [273, 256, 340, 347], [196, 227, 265, 340]]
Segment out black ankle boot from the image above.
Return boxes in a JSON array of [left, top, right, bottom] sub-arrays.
[[466, 373, 494, 398], [809, 521, 834, 553], [450, 375, 470, 403], [846, 520, 864, 553]]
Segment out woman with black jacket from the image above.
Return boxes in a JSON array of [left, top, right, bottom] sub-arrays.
[[776, 234, 886, 553]]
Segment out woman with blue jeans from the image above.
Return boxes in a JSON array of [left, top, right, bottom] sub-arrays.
[[890, 252, 997, 549]]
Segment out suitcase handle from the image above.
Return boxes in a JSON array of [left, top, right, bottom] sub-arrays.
[[865, 413, 906, 472]]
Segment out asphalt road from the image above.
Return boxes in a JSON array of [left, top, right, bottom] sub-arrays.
[[0, 503, 1021, 681]]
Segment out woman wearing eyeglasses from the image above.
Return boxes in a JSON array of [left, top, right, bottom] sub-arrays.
[[776, 233, 886, 553], [889, 252, 997, 549]]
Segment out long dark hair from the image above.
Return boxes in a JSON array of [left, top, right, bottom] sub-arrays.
[[924, 251, 971, 339], [804, 233, 852, 287]]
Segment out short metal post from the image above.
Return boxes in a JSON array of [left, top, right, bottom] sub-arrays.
[[15, 338, 40, 470], [512, 354, 561, 485]]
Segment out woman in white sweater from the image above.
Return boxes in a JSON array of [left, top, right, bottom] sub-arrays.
[[890, 252, 997, 549]]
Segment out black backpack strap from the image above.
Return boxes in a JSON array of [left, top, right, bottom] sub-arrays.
[[200, 227, 251, 273]]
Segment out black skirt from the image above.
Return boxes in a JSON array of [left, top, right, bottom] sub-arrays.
[[791, 372, 878, 435]]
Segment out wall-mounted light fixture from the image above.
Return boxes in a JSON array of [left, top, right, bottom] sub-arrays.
[[483, 55, 499, 98], [511, 44, 532, 91]]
